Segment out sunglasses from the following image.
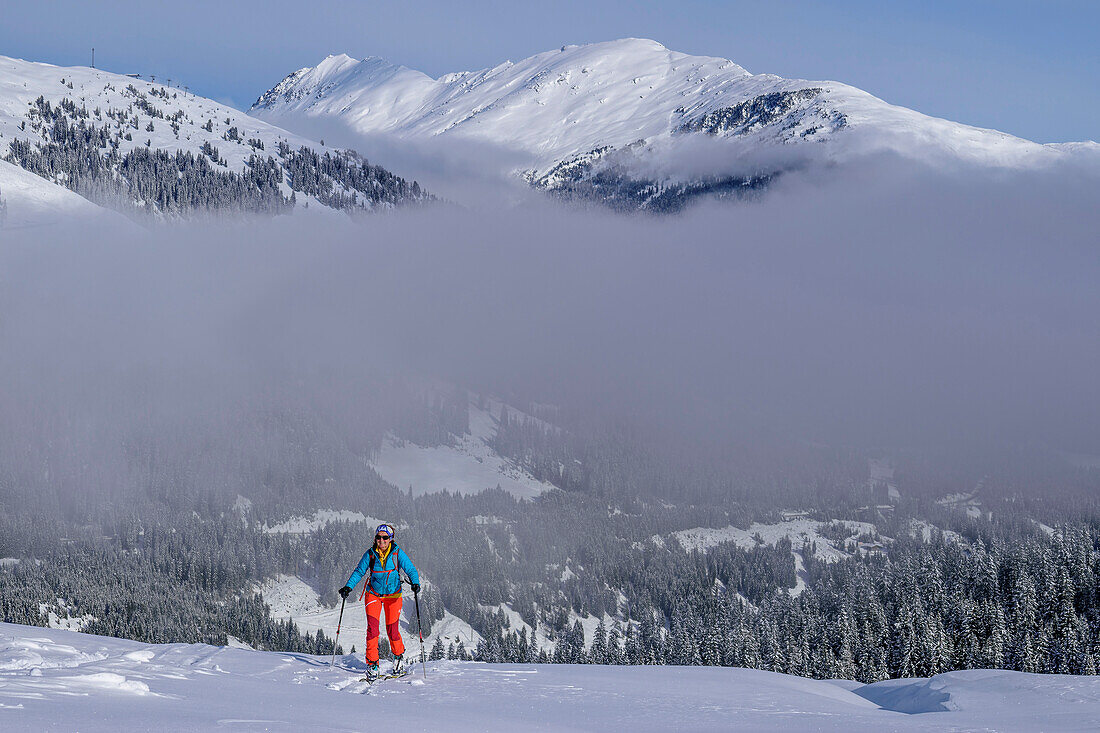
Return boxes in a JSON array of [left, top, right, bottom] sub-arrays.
[[375, 534, 391, 541]]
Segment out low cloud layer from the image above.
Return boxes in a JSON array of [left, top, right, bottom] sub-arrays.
[[2, 157, 1098, 501]]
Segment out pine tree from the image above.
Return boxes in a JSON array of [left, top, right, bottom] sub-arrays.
[[606, 624, 625, 665], [590, 619, 608, 664]]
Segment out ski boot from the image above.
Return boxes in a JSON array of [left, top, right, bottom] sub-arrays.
[[392, 654, 406, 676], [363, 662, 380, 681]]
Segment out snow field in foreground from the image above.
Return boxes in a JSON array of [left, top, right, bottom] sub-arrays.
[[3, 623, 1100, 732]]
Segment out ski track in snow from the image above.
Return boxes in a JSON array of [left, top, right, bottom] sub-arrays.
[[4, 623, 1100, 731]]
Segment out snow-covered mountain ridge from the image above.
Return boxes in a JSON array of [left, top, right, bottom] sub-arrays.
[[0, 55, 429, 221], [251, 39, 1095, 210]]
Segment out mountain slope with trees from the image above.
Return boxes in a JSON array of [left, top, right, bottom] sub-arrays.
[[0, 56, 430, 219]]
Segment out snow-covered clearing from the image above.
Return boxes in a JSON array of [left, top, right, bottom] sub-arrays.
[[791, 552, 808, 596], [868, 457, 901, 500], [672, 518, 880, 597], [570, 610, 619, 650], [369, 395, 556, 499], [481, 602, 620, 653], [909, 519, 964, 545], [38, 606, 95, 633], [480, 603, 537, 640], [672, 518, 876, 561], [1034, 520, 1056, 537], [258, 575, 483, 655], [262, 510, 381, 535], [938, 478, 988, 520], [4, 623, 1100, 731]]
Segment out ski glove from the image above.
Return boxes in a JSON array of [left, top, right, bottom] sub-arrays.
[[410, 583, 420, 593], [339, 586, 352, 599]]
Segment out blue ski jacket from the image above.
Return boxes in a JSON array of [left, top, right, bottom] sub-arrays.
[[346, 544, 419, 597]]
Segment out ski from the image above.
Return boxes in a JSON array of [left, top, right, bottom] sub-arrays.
[[359, 670, 410, 684]]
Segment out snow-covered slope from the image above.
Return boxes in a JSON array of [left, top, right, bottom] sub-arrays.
[[670, 518, 882, 597], [672, 518, 876, 557], [5, 622, 1100, 731], [252, 39, 1094, 208], [0, 158, 122, 227], [0, 55, 429, 217]]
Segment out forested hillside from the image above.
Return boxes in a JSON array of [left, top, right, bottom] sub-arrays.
[[0, 57, 430, 217], [3, 377, 1099, 681]]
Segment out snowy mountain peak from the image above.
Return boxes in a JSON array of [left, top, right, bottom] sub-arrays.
[[251, 38, 754, 160], [320, 52, 357, 67], [251, 39, 1095, 211]]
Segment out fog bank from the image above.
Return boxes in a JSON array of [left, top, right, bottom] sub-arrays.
[[2, 160, 1098, 503]]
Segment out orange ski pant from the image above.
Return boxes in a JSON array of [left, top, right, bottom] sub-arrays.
[[364, 593, 404, 664]]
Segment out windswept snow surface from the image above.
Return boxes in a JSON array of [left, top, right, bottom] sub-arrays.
[[369, 396, 555, 499], [253, 38, 1091, 184], [4, 624, 1100, 731]]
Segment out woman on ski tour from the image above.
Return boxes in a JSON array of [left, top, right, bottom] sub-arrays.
[[339, 523, 421, 678]]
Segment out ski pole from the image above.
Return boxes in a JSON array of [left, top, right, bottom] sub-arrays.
[[331, 595, 346, 669], [413, 587, 427, 679]]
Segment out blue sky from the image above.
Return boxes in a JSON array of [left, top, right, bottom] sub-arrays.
[[1, 0, 1096, 142]]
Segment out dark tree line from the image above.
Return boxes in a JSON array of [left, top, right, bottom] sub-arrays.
[[0, 514, 340, 656], [278, 143, 427, 211], [464, 524, 1100, 681]]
